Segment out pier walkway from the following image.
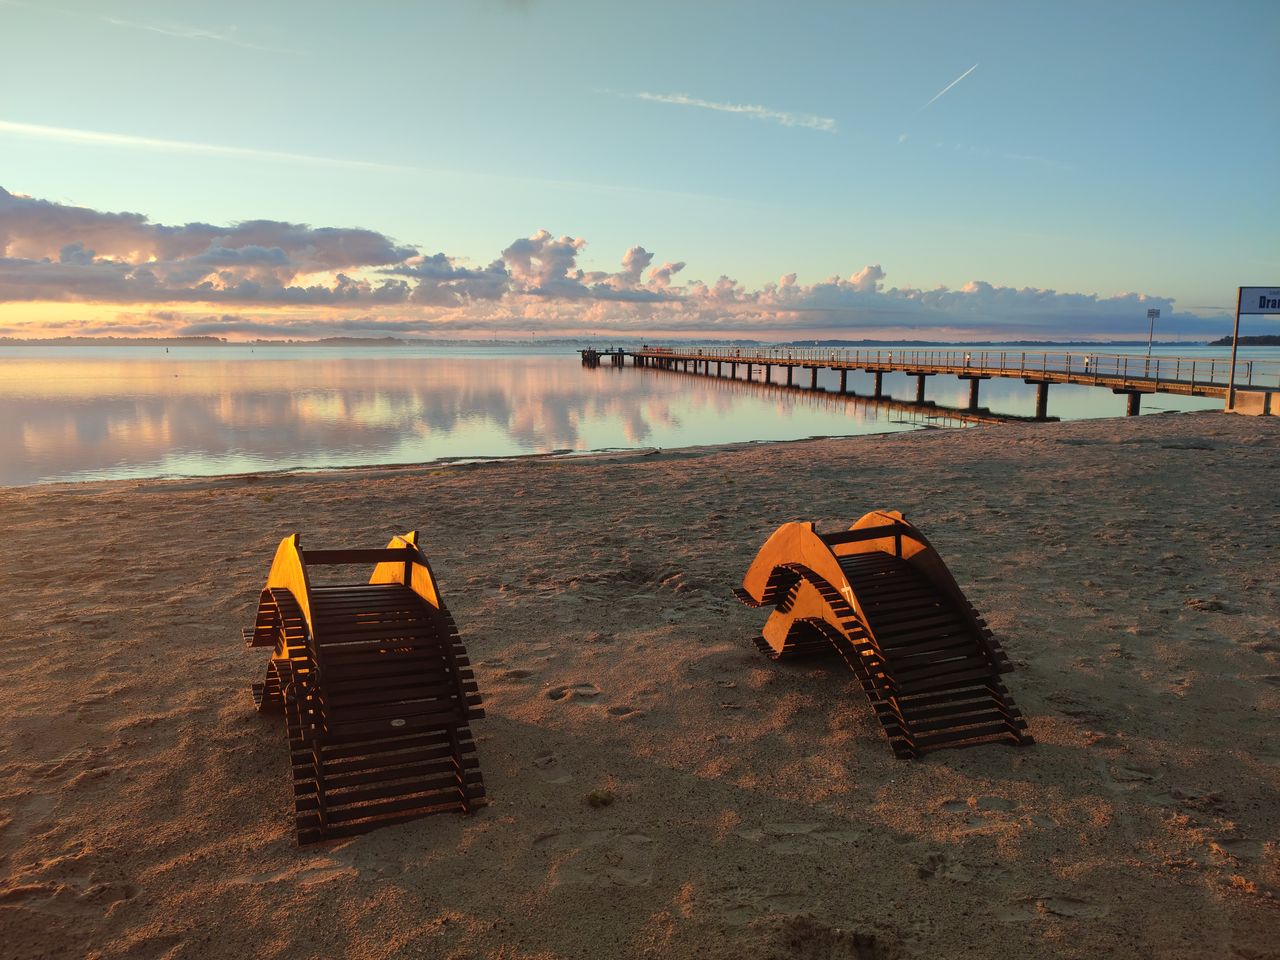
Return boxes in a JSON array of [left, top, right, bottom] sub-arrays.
[[581, 346, 1279, 418]]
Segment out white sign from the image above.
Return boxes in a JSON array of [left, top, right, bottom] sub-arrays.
[[1147, 308, 1160, 320], [1240, 287, 1280, 315]]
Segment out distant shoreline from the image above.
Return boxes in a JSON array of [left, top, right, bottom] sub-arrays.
[[1207, 335, 1280, 346]]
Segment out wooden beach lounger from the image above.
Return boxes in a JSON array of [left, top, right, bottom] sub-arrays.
[[242, 532, 484, 844], [736, 511, 1032, 758]]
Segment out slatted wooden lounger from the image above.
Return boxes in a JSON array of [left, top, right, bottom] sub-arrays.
[[243, 531, 484, 844], [736, 510, 1032, 758]]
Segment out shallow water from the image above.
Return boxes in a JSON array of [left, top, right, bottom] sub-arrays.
[[0, 343, 1268, 485]]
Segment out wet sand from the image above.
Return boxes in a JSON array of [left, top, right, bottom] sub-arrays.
[[0, 410, 1277, 959]]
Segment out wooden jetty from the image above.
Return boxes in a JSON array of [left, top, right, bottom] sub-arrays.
[[633, 355, 1048, 426], [582, 345, 1279, 418], [736, 511, 1032, 758], [243, 531, 485, 844]]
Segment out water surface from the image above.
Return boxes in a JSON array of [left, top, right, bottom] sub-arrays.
[[0, 343, 1263, 486]]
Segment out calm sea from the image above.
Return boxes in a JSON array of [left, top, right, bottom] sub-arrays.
[[0, 343, 1271, 486]]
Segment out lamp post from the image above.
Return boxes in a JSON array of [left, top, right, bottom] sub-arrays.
[[1145, 307, 1160, 376]]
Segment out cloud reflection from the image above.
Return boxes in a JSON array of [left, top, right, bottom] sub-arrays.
[[0, 349, 948, 484]]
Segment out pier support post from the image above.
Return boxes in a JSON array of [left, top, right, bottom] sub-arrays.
[[912, 373, 934, 404], [731, 362, 737, 378], [810, 367, 818, 390], [839, 369, 848, 393], [1115, 390, 1143, 416], [716, 361, 722, 377], [747, 363, 753, 380], [765, 364, 772, 384], [959, 375, 989, 411], [786, 366, 793, 386], [873, 371, 884, 398], [1024, 380, 1050, 419]]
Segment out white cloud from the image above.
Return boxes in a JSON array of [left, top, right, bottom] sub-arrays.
[[0, 187, 1226, 338]]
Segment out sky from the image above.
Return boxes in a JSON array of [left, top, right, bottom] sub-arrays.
[[0, 0, 1277, 341]]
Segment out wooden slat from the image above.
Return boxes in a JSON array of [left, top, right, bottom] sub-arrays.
[[304, 548, 417, 565], [820, 523, 914, 547]]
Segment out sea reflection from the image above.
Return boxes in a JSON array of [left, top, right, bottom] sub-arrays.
[[0, 345, 1235, 486], [0, 349, 933, 485]]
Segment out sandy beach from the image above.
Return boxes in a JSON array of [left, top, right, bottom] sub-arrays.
[[1, 410, 1277, 960]]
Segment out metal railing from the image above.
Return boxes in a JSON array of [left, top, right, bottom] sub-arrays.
[[634, 346, 1280, 391]]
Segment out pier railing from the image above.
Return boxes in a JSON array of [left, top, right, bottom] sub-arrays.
[[634, 346, 1280, 393]]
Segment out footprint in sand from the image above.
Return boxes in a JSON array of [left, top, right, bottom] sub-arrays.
[[974, 796, 1014, 812], [1106, 760, 1164, 786], [606, 705, 643, 719], [941, 796, 1014, 816], [236, 862, 357, 887], [532, 750, 572, 784], [997, 894, 1108, 921], [497, 668, 535, 681], [763, 916, 900, 960], [1211, 837, 1264, 861], [546, 683, 601, 702], [544, 831, 655, 888], [736, 822, 863, 854], [917, 851, 975, 882], [1, 875, 138, 914], [700, 886, 816, 926]]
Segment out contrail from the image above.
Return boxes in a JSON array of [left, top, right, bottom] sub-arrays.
[[0, 118, 733, 204], [628, 92, 836, 132], [921, 63, 979, 110], [0, 119, 408, 171]]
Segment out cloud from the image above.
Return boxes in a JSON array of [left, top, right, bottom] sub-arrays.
[[0, 186, 1225, 338], [495, 230, 683, 302], [0, 186, 419, 303], [627, 92, 837, 132], [618, 246, 654, 285]]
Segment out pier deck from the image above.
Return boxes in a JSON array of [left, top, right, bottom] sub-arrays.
[[582, 346, 1279, 418]]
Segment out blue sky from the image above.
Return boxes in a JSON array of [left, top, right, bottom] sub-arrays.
[[0, 0, 1276, 339]]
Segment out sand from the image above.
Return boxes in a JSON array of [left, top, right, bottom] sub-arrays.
[[0, 410, 1277, 960]]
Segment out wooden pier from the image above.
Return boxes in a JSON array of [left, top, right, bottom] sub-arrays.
[[583, 346, 1279, 419], [616, 352, 1046, 426]]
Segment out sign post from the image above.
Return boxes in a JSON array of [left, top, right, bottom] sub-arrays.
[[1226, 286, 1280, 410], [1146, 308, 1160, 358]]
